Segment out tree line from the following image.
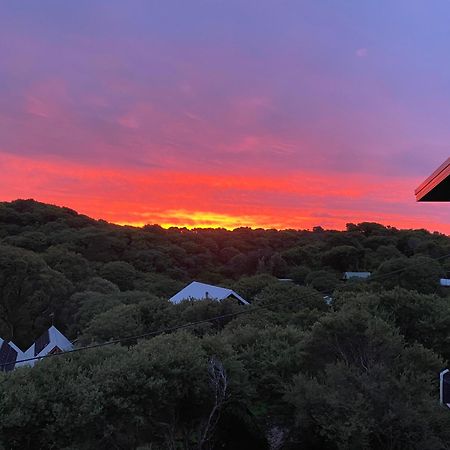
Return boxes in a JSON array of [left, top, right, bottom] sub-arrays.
[[0, 199, 449, 449]]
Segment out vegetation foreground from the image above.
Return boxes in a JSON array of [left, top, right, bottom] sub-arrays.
[[1, 199, 450, 449]]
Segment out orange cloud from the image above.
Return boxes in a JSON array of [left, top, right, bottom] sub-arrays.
[[1, 151, 449, 234]]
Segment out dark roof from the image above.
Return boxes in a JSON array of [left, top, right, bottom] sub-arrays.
[[0, 341, 17, 372], [415, 158, 450, 201], [34, 329, 50, 356]]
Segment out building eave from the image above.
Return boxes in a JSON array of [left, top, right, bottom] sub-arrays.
[[415, 158, 450, 202]]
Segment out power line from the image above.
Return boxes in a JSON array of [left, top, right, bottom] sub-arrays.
[[367, 252, 450, 282], [2, 251, 450, 369], [3, 308, 258, 368]]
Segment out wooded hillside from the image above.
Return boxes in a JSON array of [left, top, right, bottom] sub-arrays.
[[1, 199, 450, 449]]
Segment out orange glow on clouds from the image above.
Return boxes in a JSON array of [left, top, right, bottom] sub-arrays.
[[1, 151, 449, 234], [116, 210, 268, 230], [1, 2, 450, 236]]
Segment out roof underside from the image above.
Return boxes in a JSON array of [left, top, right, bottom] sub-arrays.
[[415, 158, 450, 201]]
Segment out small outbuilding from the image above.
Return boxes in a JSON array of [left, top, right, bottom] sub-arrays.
[[342, 271, 371, 280], [169, 281, 249, 305]]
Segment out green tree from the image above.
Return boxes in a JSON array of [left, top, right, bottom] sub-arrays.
[[81, 276, 120, 294], [305, 270, 340, 292], [335, 287, 450, 362], [0, 333, 230, 450], [286, 347, 448, 450], [321, 245, 362, 272], [0, 244, 72, 347], [99, 261, 137, 291], [232, 274, 278, 301], [374, 255, 443, 294], [221, 325, 304, 435], [285, 307, 450, 449], [44, 246, 91, 282], [79, 303, 144, 344]]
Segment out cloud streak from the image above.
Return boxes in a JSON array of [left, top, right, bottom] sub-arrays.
[[0, 1, 449, 233], [1, 152, 448, 233]]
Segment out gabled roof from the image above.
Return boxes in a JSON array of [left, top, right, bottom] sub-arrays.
[[24, 326, 73, 367], [415, 158, 450, 201], [8, 341, 27, 369], [169, 281, 249, 305], [0, 326, 73, 370], [343, 271, 371, 280]]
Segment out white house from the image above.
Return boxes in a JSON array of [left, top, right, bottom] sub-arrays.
[[169, 281, 249, 305], [343, 271, 371, 280], [0, 326, 73, 370], [21, 326, 73, 367]]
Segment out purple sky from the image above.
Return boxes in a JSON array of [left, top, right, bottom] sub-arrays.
[[0, 1, 449, 231]]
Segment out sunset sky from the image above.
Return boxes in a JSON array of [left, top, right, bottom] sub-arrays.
[[1, 1, 449, 232]]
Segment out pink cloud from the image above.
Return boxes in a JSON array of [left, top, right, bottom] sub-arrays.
[[1, 1, 450, 235], [0, 151, 448, 234]]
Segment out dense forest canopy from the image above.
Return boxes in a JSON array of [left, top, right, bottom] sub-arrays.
[[0, 199, 450, 449]]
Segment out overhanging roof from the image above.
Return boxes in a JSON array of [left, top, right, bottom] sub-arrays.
[[415, 158, 450, 201]]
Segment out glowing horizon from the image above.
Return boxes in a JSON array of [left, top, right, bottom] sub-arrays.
[[0, 2, 449, 234], [2, 151, 448, 233]]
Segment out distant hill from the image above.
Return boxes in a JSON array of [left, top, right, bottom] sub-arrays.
[[2, 199, 450, 449], [0, 197, 449, 346]]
